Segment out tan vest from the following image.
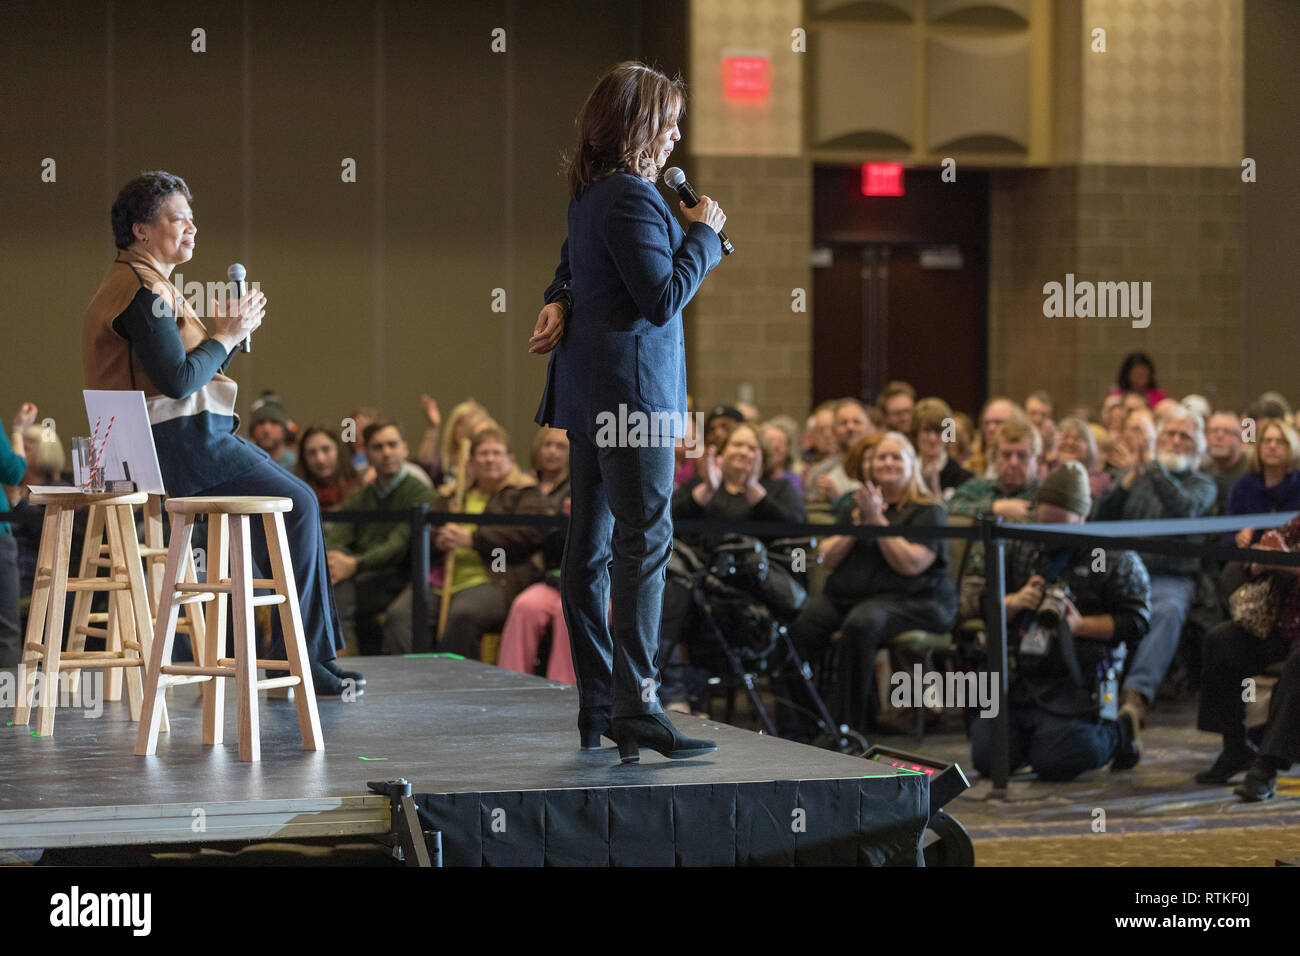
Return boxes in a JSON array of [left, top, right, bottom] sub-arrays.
[[83, 248, 235, 396]]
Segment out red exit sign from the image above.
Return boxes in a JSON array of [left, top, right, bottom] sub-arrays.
[[861, 162, 905, 196], [722, 54, 772, 102]]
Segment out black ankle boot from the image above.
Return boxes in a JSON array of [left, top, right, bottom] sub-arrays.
[[577, 706, 615, 750], [609, 713, 717, 764], [1195, 746, 1256, 784]]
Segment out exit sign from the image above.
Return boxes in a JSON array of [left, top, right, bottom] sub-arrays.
[[722, 54, 772, 103], [862, 162, 905, 196]]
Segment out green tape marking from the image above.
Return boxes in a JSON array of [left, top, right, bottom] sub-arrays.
[[358, 756, 389, 761], [403, 653, 465, 660]]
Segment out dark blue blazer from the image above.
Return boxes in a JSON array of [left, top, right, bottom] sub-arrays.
[[534, 171, 722, 437]]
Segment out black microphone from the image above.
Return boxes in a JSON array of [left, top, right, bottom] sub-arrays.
[[664, 167, 734, 256], [227, 263, 250, 353]]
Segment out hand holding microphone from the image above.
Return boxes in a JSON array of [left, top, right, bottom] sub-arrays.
[[212, 263, 265, 355], [664, 167, 734, 255]]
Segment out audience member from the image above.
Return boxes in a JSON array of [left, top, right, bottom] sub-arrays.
[[431, 399, 487, 491], [702, 405, 745, 450], [1204, 411, 1250, 513], [1097, 407, 1216, 742], [0, 402, 36, 667], [1054, 416, 1110, 504], [949, 419, 1042, 613], [1196, 515, 1300, 801], [326, 421, 434, 655], [805, 397, 873, 504], [761, 415, 804, 496], [1025, 390, 1053, 433], [295, 426, 361, 510], [429, 425, 546, 660], [968, 396, 1023, 478], [912, 397, 971, 501], [1224, 418, 1300, 547], [802, 400, 836, 467], [782, 432, 956, 738], [1100, 392, 1126, 437], [248, 395, 298, 470], [878, 381, 916, 434], [969, 462, 1151, 779], [1111, 351, 1166, 408], [497, 427, 574, 683]]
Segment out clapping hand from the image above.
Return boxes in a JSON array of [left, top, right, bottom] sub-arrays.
[[853, 481, 885, 524]]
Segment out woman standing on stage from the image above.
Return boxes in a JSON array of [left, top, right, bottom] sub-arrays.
[[529, 62, 726, 762]]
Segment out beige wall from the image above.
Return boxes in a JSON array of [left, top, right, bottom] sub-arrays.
[[0, 0, 647, 460], [988, 0, 1251, 416]]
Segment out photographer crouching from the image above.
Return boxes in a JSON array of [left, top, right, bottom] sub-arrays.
[[969, 462, 1152, 781]]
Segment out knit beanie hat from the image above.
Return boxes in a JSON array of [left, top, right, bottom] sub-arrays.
[[1037, 461, 1091, 517]]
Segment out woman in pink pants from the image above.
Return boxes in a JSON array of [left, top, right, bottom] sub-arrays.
[[498, 428, 575, 683]]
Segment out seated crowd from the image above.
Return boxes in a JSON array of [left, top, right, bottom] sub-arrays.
[[4, 351, 1299, 801]]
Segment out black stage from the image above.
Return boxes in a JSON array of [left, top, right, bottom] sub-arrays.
[[0, 657, 929, 866]]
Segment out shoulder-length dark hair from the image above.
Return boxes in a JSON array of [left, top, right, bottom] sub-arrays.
[[1117, 352, 1158, 392], [295, 425, 359, 490], [566, 61, 685, 199]]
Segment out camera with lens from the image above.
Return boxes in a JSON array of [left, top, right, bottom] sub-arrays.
[[1036, 582, 1073, 628]]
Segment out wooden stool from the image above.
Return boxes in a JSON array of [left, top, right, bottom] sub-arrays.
[[65, 495, 208, 713], [135, 496, 323, 762], [15, 490, 158, 737]]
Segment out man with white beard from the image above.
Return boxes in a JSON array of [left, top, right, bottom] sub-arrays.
[[1095, 407, 1216, 744]]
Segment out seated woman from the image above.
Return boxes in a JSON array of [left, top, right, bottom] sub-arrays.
[[294, 426, 361, 510], [424, 399, 488, 494], [783, 432, 957, 738], [430, 425, 547, 660], [1224, 418, 1300, 550], [83, 171, 359, 695], [761, 416, 805, 497], [1053, 416, 1111, 505], [496, 427, 575, 683], [912, 397, 972, 501], [1196, 515, 1300, 801], [660, 423, 805, 711]]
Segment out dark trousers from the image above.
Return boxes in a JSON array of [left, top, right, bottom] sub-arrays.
[[196, 460, 343, 665], [1198, 621, 1300, 765], [784, 591, 951, 735], [0, 534, 19, 667], [333, 570, 407, 656], [561, 431, 674, 718], [969, 705, 1119, 781]]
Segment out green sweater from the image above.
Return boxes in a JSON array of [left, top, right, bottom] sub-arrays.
[[326, 469, 434, 573], [946, 475, 1040, 577]]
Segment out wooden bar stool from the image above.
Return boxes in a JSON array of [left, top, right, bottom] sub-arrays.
[[65, 495, 208, 712], [135, 496, 323, 762], [15, 490, 158, 737]]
